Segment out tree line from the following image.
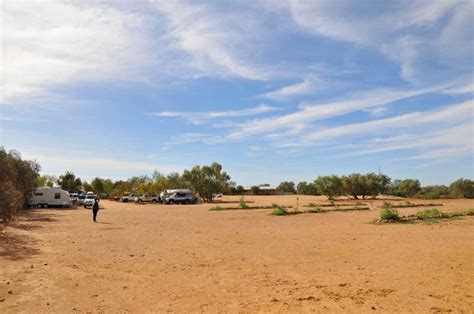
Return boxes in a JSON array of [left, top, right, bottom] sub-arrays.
[[42, 169, 474, 201], [277, 175, 473, 200], [1, 148, 40, 224], [1, 146, 472, 225]]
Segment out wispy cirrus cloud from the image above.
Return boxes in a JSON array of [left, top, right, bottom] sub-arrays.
[[228, 85, 444, 140], [284, 0, 473, 83], [147, 104, 277, 124], [260, 77, 316, 101], [1, 0, 155, 105], [151, 0, 268, 80], [283, 100, 473, 147]]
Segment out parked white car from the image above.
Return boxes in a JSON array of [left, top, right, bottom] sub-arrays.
[[134, 194, 159, 203], [83, 195, 97, 208], [77, 194, 86, 205], [29, 187, 71, 208], [70, 193, 79, 203], [162, 189, 195, 204], [120, 193, 136, 202]]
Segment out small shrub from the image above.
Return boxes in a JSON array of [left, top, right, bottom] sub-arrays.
[[271, 204, 288, 216], [307, 207, 323, 213], [239, 197, 249, 209], [355, 201, 362, 206], [380, 208, 400, 221], [382, 201, 392, 209], [306, 202, 317, 207], [209, 205, 224, 211], [415, 208, 444, 220]]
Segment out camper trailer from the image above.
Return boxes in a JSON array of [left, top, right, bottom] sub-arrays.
[[29, 187, 71, 208]]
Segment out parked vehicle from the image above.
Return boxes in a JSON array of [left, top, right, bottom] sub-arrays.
[[77, 194, 86, 205], [162, 189, 195, 204], [213, 193, 223, 198], [84, 195, 97, 208], [29, 187, 71, 208], [134, 194, 159, 203], [70, 193, 79, 203], [120, 192, 136, 202]]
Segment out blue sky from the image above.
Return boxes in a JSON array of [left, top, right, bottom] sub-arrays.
[[1, 0, 473, 186]]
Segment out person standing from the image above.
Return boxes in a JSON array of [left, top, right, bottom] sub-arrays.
[[92, 198, 100, 222]]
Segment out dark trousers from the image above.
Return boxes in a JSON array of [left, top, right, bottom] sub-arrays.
[[93, 209, 99, 222]]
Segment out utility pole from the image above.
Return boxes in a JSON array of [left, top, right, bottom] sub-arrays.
[[378, 165, 381, 175]]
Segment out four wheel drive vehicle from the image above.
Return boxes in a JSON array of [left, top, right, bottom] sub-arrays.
[[69, 193, 79, 203], [77, 195, 86, 205], [120, 193, 136, 202], [163, 191, 195, 204], [84, 195, 97, 208], [29, 187, 71, 208], [134, 194, 159, 203], [213, 193, 223, 198]]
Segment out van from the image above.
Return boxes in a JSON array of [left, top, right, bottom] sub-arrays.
[[29, 187, 71, 208]]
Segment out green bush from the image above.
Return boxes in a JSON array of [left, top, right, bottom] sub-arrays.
[[209, 205, 224, 211], [416, 208, 472, 220], [239, 197, 249, 209], [271, 204, 288, 216], [307, 207, 323, 213], [380, 208, 400, 221], [415, 208, 444, 220], [382, 201, 392, 209]]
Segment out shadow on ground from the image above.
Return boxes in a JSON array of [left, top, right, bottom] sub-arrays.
[[0, 210, 58, 261]]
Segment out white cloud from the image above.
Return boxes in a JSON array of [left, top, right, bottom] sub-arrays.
[[151, 0, 267, 80], [298, 100, 473, 144], [165, 133, 226, 146], [442, 83, 474, 95], [285, 0, 472, 82], [20, 150, 183, 181], [228, 85, 442, 139], [261, 78, 315, 100], [1, 0, 154, 105], [342, 123, 473, 157], [148, 104, 276, 124]]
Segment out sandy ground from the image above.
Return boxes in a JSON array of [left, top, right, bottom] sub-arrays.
[[1, 195, 473, 313]]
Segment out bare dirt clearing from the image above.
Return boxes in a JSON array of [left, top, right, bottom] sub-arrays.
[[1, 196, 473, 312]]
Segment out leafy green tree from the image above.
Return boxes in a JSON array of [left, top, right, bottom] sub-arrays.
[[342, 174, 366, 199], [296, 181, 319, 195], [37, 175, 57, 187], [57, 171, 82, 192], [166, 172, 189, 189], [102, 179, 114, 195], [182, 162, 230, 202], [236, 185, 245, 195], [417, 185, 450, 199], [314, 175, 343, 200], [82, 181, 93, 193], [277, 181, 296, 194], [389, 179, 421, 197], [91, 177, 105, 195], [449, 178, 474, 198], [365, 173, 391, 198], [0, 147, 40, 223], [250, 186, 260, 195]]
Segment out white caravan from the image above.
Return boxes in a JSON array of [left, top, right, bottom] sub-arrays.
[[29, 187, 71, 208]]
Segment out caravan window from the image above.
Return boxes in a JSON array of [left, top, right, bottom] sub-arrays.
[[54, 193, 61, 199], [34, 192, 43, 196]]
